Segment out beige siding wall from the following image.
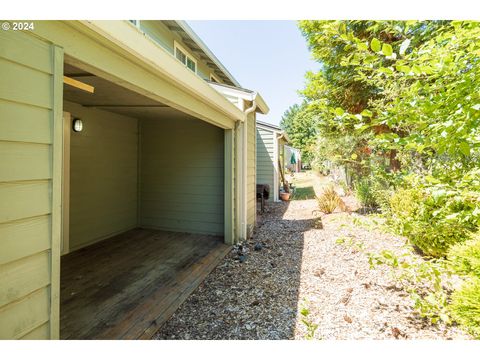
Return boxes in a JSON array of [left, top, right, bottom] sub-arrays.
[[246, 113, 256, 237], [256, 127, 275, 201], [139, 117, 224, 236], [65, 101, 139, 251], [0, 30, 61, 339]]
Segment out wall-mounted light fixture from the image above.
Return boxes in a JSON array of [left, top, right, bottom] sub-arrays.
[[72, 118, 83, 132]]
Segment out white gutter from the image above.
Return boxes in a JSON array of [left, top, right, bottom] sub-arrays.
[[208, 82, 269, 115]]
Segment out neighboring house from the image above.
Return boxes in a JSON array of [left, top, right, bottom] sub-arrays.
[[256, 121, 289, 202], [0, 20, 268, 339], [285, 145, 302, 173]]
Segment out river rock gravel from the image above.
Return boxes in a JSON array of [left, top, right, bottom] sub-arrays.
[[154, 194, 470, 340]]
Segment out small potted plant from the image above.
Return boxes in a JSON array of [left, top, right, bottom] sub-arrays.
[[280, 191, 291, 201]]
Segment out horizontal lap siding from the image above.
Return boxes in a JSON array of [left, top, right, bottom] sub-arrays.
[[140, 117, 224, 236], [65, 101, 138, 251], [256, 128, 275, 201], [0, 30, 56, 339]]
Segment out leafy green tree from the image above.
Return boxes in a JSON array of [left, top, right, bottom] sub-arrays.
[[335, 21, 480, 181], [280, 102, 318, 164], [297, 21, 451, 172]]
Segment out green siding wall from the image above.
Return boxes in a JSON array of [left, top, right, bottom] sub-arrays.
[[256, 127, 275, 201], [139, 117, 224, 236], [246, 114, 256, 236], [0, 30, 62, 339], [64, 101, 139, 251]]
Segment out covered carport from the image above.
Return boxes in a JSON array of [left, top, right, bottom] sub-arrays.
[[60, 60, 231, 339]]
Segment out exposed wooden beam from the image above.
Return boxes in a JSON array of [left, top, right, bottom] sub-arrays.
[[83, 104, 169, 108], [63, 76, 94, 93], [64, 72, 93, 78]]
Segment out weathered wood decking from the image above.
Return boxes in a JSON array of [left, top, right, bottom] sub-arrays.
[[60, 228, 230, 339]]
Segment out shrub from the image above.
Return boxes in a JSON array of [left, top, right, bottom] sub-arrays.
[[388, 187, 474, 257], [448, 234, 480, 277], [354, 178, 377, 209], [389, 188, 422, 234], [316, 185, 340, 214], [450, 277, 480, 339], [409, 221, 470, 258]]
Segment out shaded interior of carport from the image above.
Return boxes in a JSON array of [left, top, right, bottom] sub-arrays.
[[60, 60, 230, 339]]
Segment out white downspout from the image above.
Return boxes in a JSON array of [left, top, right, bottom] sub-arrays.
[[234, 119, 241, 243], [274, 133, 282, 202], [241, 100, 256, 240], [244, 100, 257, 115]]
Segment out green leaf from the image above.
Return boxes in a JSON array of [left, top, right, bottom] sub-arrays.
[[399, 39, 411, 55], [334, 107, 345, 116], [357, 42, 368, 51], [379, 67, 394, 75], [360, 109, 373, 117], [382, 43, 393, 56], [371, 38, 381, 52], [396, 65, 411, 74], [412, 65, 422, 75], [459, 141, 471, 156]]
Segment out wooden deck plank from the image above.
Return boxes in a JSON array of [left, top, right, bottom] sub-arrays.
[[60, 228, 229, 340]]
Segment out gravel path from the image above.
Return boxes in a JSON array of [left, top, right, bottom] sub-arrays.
[[154, 177, 469, 340]]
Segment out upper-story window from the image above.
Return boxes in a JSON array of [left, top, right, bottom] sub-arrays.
[[128, 20, 140, 28], [174, 41, 197, 74]]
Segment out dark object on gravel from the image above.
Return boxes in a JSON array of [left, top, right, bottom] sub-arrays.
[[257, 184, 270, 213], [254, 243, 263, 251], [239, 254, 247, 263]]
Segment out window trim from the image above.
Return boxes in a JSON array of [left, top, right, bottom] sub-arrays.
[[174, 40, 197, 74]]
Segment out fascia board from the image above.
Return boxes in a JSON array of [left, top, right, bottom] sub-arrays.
[[79, 20, 246, 122]]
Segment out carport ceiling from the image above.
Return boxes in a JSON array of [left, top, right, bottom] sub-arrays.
[[63, 63, 199, 121]]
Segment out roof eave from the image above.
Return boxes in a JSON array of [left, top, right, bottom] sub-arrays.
[[175, 21, 242, 88], [208, 81, 269, 115], [256, 121, 289, 143], [253, 92, 269, 115], [280, 133, 290, 144]]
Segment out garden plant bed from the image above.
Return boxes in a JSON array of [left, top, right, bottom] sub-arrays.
[[155, 176, 470, 339]]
